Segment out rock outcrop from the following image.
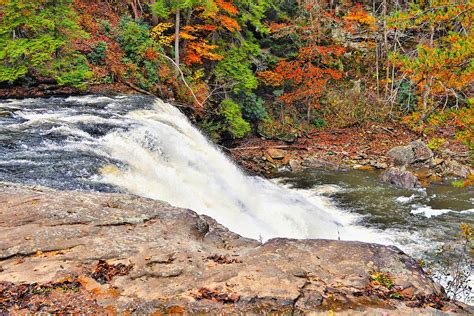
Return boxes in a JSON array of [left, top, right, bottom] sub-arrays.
[[383, 140, 472, 188], [0, 183, 469, 314]]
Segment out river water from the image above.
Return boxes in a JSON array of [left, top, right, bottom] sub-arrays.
[[0, 95, 472, 299]]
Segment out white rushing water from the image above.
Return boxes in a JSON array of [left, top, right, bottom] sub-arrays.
[[98, 99, 386, 242], [2, 95, 472, 303]]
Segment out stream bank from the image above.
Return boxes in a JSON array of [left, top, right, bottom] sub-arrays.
[[228, 125, 472, 188]]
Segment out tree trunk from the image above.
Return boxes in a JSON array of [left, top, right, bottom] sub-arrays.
[[383, 0, 389, 96], [375, 39, 380, 98], [174, 9, 181, 68], [130, 0, 140, 20]]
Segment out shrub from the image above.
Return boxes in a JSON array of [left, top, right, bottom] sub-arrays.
[[220, 99, 251, 138], [239, 93, 268, 123], [88, 41, 108, 65], [427, 137, 446, 152], [313, 117, 327, 129]]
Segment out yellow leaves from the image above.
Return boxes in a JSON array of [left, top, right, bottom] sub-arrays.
[[460, 223, 472, 242], [151, 22, 174, 47], [151, 22, 173, 35]]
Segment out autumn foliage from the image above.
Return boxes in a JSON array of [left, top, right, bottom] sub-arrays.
[[0, 0, 472, 146]]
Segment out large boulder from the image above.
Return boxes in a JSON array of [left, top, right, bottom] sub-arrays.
[[410, 140, 434, 163], [387, 145, 416, 166], [0, 183, 468, 314], [381, 167, 421, 189], [387, 140, 433, 166]]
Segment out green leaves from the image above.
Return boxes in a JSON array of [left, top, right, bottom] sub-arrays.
[[235, 0, 271, 33], [151, 0, 217, 18], [220, 99, 251, 138], [214, 42, 259, 94], [0, 0, 91, 87]]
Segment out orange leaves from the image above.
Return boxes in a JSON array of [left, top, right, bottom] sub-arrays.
[[257, 70, 284, 87], [171, 1, 241, 67], [184, 40, 223, 66], [195, 24, 217, 32], [215, 0, 238, 15], [262, 3, 347, 113], [344, 4, 377, 29], [178, 24, 224, 66], [268, 22, 294, 35], [192, 1, 240, 33], [271, 59, 343, 108], [215, 14, 241, 32]]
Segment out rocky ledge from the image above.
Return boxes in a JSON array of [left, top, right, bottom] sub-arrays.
[[0, 183, 470, 314]]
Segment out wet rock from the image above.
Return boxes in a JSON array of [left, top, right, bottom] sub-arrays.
[[0, 182, 469, 314], [302, 157, 339, 170], [381, 167, 421, 189], [387, 140, 433, 166]]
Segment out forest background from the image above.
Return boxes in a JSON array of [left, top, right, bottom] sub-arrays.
[[0, 0, 472, 153]]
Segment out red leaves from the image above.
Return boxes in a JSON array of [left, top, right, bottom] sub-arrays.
[[270, 58, 343, 109], [144, 47, 160, 62]]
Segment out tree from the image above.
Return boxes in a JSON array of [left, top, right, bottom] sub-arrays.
[[388, 1, 473, 117], [0, 0, 92, 87], [151, 0, 217, 67], [261, 0, 345, 122]]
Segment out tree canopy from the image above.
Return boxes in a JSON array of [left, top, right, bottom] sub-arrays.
[[0, 0, 472, 147]]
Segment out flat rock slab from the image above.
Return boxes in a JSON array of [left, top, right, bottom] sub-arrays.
[[0, 183, 470, 314]]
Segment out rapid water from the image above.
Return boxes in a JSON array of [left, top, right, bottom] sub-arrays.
[[1, 95, 473, 301], [0, 95, 386, 243]]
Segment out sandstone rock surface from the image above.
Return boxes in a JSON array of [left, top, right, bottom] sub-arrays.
[[0, 183, 469, 314]]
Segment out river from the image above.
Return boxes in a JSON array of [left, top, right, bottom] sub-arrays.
[[0, 95, 472, 301]]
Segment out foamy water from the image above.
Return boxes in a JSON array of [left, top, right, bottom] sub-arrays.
[[1, 95, 472, 302]]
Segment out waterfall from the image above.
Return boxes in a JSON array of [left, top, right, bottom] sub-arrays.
[[99, 99, 343, 241], [1, 95, 384, 243]]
